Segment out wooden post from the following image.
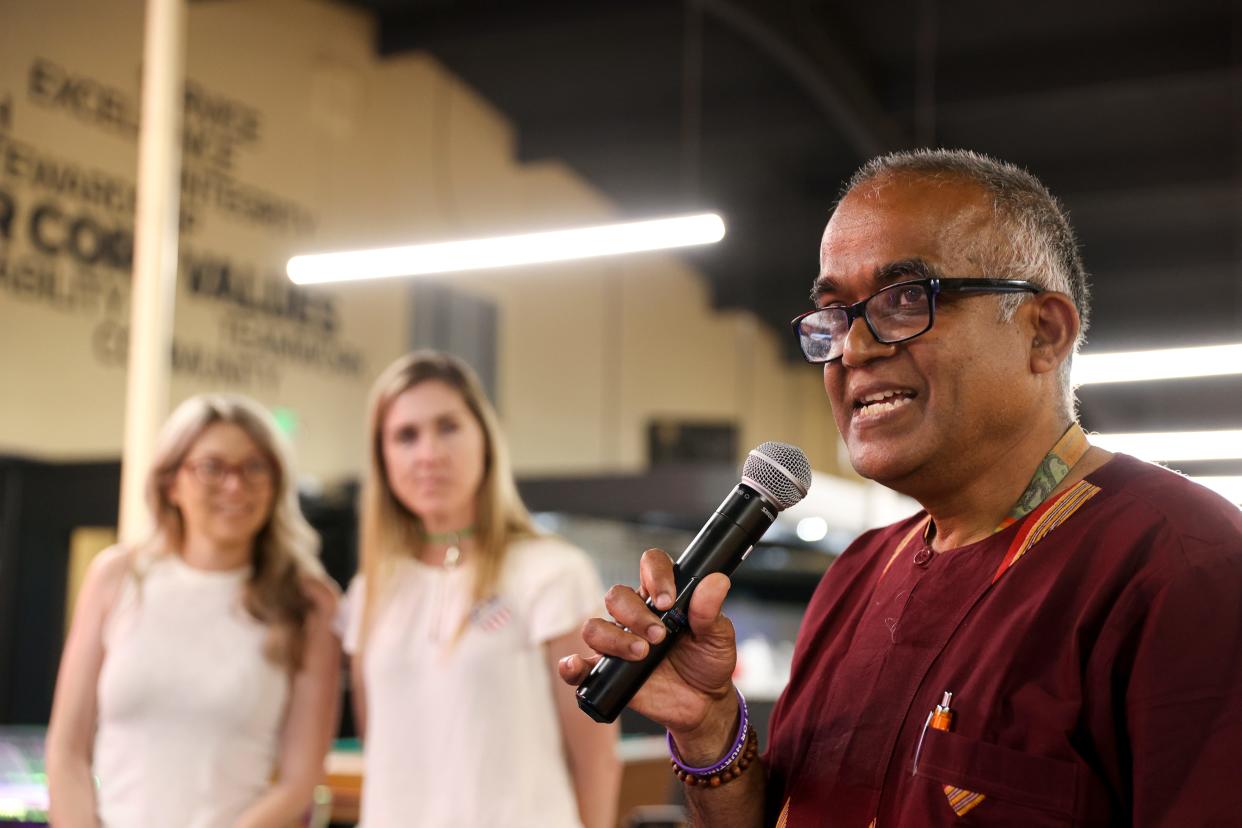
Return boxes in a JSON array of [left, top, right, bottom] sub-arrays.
[[118, 0, 186, 542]]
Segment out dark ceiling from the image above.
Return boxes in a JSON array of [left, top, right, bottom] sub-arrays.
[[345, 0, 1241, 473]]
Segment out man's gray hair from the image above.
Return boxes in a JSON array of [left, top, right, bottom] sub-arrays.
[[844, 149, 1090, 418]]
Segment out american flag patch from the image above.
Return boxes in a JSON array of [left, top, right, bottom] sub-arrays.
[[944, 785, 985, 816], [469, 596, 512, 632]]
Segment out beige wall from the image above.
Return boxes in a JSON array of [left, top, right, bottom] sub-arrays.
[[0, 0, 844, 487]]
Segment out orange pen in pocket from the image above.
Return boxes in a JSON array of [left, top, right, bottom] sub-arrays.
[[930, 691, 954, 731], [913, 690, 954, 776]]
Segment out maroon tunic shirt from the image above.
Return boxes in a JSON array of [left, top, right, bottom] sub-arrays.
[[765, 455, 1242, 827]]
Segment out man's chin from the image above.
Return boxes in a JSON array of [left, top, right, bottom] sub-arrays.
[[846, 444, 923, 489]]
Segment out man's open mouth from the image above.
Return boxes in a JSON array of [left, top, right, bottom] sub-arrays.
[[854, 389, 917, 416]]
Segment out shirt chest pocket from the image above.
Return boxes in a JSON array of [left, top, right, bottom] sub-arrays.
[[913, 728, 1079, 825]]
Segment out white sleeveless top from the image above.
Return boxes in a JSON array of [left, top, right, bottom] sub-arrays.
[[341, 536, 604, 828], [94, 553, 290, 828]]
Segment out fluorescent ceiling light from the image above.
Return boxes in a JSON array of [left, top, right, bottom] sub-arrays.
[[287, 212, 726, 285], [1092, 430, 1242, 462], [1191, 476, 1242, 505], [1073, 343, 1242, 386]]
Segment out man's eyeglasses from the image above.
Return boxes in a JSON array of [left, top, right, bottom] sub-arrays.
[[790, 277, 1043, 364], [182, 457, 275, 488]]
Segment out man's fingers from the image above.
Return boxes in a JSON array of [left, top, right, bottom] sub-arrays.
[[603, 583, 665, 642], [582, 616, 657, 660], [557, 652, 601, 685], [686, 572, 732, 635], [639, 548, 677, 611]]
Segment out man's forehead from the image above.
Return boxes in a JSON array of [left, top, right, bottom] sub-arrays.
[[817, 176, 994, 271]]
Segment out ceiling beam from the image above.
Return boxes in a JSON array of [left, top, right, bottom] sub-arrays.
[[696, 0, 906, 158]]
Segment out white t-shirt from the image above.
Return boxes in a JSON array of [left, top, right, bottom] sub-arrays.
[[94, 553, 289, 828], [342, 535, 604, 828]]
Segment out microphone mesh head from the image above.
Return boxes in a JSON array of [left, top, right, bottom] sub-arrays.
[[742, 442, 811, 511]]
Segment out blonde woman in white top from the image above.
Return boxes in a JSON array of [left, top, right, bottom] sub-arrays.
[[46, 394, 340, 828], [344, 351, 620, 828]]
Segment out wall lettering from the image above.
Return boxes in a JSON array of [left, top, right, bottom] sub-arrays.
[[184, 250, 337, 334], [28, 201, 133, 270], [27, 57, 139, 138], [92, 318, 283, 389], [0, 131, 313, 237], [0, 133, 136, 217], [179, 166, 315, 236], [3, 55, 359, 392], [26, 58, 268, 176], [0, 249, 127, 316], [0, 189, 14, 241], [219, 310, 363, 378], [183, 78, 260, 144], [8, 79, 314, 237]]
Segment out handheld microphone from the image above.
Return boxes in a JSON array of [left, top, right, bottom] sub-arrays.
[[576, 441, 811, 724]]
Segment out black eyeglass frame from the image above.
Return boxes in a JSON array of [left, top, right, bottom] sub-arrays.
[[789, 277, 1044, 365]]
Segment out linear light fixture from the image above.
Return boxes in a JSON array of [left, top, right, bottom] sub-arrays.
[[1091, 430, 1242, 462], [1191, 476, 1242, 505], [1073, 343, 1242, 386], [286, 212, 726, 285]]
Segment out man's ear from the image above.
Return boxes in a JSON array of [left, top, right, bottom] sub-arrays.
[[1026, 292, 1079, 377]]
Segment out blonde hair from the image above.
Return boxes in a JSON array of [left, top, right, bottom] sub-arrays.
[[139, 393, 326, 671], [358, 351, 537, 643]]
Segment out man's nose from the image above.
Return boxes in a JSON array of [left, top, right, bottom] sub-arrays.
[[840, 316, 897, 367]]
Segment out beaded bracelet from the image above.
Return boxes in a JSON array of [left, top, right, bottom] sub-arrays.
[[667, 688, 759, 786]]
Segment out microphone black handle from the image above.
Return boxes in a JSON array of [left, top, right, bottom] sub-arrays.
[[576, 485, 776, 724]]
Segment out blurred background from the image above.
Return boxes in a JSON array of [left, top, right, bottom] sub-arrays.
[[0, 0, 1238, 825]]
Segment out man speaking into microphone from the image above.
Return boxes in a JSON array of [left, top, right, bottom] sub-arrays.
[[559, 149, 1242, 827]]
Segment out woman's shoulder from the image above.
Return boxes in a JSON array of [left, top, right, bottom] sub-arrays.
[[503, 534, 601, 597], [75, 544, 138, 622], [503, 534, 604, 638], [506, 533, 592, 569], [87, 544, 137, 592], [298, 571, 340, 617], [92, 543, 135, 574]]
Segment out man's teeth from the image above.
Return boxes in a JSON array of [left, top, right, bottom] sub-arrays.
[[856, 390, 914, 415]]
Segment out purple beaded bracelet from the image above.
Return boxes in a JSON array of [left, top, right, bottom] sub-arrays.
[[666, 687, 750, 776]]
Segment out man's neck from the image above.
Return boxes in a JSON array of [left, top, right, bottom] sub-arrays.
[[910, 419, 1083, 552]]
